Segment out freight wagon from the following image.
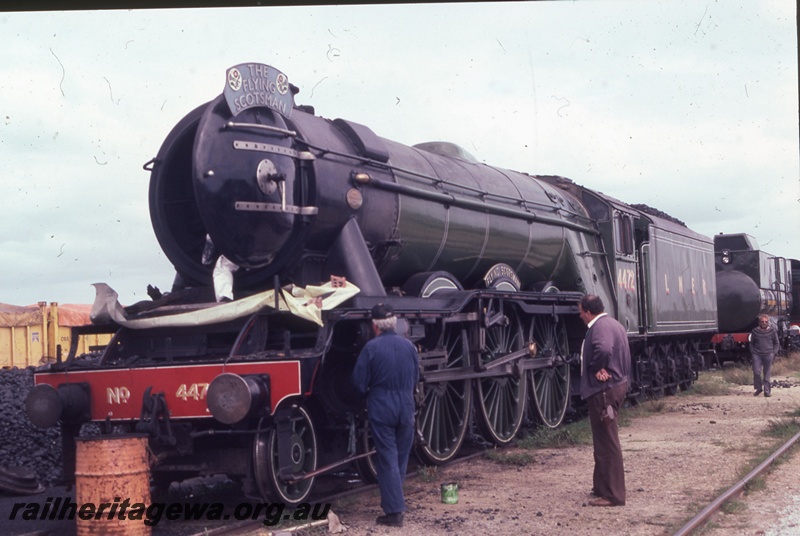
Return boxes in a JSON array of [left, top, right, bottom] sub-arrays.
[[0, 302, 110, 368]]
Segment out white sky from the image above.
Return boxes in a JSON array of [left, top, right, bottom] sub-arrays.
[[1, 1, 798, 306]]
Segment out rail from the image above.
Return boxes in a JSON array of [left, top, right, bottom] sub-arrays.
[[672, 428, 800, 536]]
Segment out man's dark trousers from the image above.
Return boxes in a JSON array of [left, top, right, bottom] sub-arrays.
[[587, 381, 627, 505], [371, 410, 414, 514]]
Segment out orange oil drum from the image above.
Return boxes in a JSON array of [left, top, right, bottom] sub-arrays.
[[74, 435, 152, 535]]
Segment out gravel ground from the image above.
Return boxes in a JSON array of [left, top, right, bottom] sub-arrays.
[[3, 360, 800, 536], [285, 365, 800, 536]]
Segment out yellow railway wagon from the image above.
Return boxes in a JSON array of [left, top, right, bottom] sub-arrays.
[[0, 302, 111, 368]]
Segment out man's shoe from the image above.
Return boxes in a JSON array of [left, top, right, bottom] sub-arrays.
[[588, 498, 615, 507], [376, 512, 404, 527], [754, 389, 762, 396], [764, 392, 771, 398]]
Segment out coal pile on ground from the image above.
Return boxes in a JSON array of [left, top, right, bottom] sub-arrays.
[[0, 367, 62, 487]]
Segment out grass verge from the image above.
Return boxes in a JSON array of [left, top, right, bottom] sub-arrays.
[[485, 449, 534, 466], [517, 418, 592, 449]]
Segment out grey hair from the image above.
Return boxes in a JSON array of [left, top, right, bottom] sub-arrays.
[[373, 316, 397, 332]]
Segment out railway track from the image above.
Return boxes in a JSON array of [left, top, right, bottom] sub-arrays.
[[673, 428, 800, 536]]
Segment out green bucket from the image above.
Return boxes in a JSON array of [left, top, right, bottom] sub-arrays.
[[441, 482, 458, 504]]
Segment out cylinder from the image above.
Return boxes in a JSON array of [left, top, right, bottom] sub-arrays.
[[74, 435, 152, 535]]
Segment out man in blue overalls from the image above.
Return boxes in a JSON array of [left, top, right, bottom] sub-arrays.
[[352, 303, 419, 528]]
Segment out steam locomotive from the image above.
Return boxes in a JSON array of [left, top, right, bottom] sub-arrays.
[[712, 233, 797, 361], [25, 63, 786, 505]]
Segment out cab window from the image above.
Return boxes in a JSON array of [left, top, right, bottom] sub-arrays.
[[615, 213, 634, 256]]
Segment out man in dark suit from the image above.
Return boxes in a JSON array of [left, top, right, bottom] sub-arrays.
[[578, 294, 630, 507]]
